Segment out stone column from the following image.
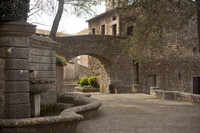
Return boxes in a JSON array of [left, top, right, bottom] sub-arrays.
[[0, 21, 35, 119]]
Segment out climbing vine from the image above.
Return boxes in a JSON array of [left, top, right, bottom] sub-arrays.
[[120, 0, 196, 63]]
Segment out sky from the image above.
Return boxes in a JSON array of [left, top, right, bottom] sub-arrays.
[[28, 0, 106, 34]]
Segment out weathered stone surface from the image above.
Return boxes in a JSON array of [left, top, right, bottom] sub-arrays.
[[0, 81, 5, 92], [5, 70, 29, 81], [5, 103, 31, 119], [0, 36, 29, 47], [0, 47, 29, 59], [30, 94, 40, 117], [5, 93, 29, 104], [40, 91, 57, 105], [30, 63, 56, 71], [30, 48, 56, 57], [0, 59, 5, 119], [5, 82, 29, 93], [30, 55, 56, 63], [5, 59, 29, 70], [30, 71, 56, 78]]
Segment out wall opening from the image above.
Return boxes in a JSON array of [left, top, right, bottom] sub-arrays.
[[133, 62, 139, 84], [112, 16, 116, 21], [112, 24, 117, 35], [127, 26, 134, 35], [193, 77, 200, 94], [148, 75, 157, 87], [101, 24, 105, 35], [92, 28, 96, 35]]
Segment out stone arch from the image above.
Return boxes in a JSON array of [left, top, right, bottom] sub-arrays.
[[56, 35, 134, 93]]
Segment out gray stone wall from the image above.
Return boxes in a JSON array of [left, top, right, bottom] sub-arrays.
[[0, 59, 5, 118], [30, 36, 58, 105], [56, 65, 64, 94], [78, 64, 88, 79], [140, 60, 200, 94]]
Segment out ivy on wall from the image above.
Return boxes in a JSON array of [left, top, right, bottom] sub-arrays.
[[0, 0, 30, 22]]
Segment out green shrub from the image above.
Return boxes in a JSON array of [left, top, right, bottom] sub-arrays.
[[77, 79, 81, 84], [79, 76, 89, 87], [78, 76, 100, 88], [56, 55, 67, 66], [88, 76, 99, 88]]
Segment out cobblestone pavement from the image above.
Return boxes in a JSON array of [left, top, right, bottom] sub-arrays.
[[76, 93, 200, 133]]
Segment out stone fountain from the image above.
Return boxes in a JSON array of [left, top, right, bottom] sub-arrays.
[[29, 77, 55, 117]]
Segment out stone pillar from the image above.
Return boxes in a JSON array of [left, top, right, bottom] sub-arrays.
[[0, 59, 5, 118], [0, 21, 35, 119], [56, 65, 64, 94]]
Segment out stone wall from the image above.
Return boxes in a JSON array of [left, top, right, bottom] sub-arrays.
[[140, 60, 200, 94], [56, 65, 64, 94], [0, 59, 5, 118], [78, 64, 88, 79], [30, 35, 58, 105], [88, 11, 121, 35]]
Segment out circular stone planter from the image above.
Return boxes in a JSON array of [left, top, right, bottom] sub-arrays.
[[75, 87, 100, 93], [0, 93, 102, 133]]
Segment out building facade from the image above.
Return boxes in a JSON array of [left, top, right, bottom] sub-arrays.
[[86, 0, 200, 94]]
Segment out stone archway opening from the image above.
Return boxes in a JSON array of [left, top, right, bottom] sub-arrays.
[[61, 54, 112, 93]]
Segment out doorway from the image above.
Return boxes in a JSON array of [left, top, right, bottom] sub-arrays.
[[193, 77, 200, 94]]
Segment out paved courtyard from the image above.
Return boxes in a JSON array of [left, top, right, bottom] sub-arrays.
[[76, 93, 200, 133]]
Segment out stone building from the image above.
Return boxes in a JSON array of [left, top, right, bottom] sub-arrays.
[[86, 0, 200, 94]]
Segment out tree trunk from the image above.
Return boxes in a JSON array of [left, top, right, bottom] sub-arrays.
[[197, 0, 200, 52], [49, 0, 64, 39]]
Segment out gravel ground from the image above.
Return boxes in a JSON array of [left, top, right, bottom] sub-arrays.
[[76, 93, 200, 133]]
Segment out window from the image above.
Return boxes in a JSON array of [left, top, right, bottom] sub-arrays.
[[101, 25, 105, 35], [128, 0, 134, 5], [112, 16, 116, 21], [92, 28, 95, 35], [112, 24, 117, 35], [127, 26, 134, 35]]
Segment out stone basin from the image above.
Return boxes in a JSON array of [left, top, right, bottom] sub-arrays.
[[29, 79, 55, 94]]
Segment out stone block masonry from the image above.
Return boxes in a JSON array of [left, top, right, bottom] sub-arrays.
[[0, 21, 36, 119], [0, 59, 5, 118], [30, 35, 60, 106]]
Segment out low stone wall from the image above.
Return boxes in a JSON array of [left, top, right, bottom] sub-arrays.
[[75, 87, 99, 93], [30, 35, 60, 105], [0, 59, 5, 118], [109, 84, 132, 93], [150, 87, 200, 105]]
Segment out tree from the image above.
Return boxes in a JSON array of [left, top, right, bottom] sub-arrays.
[[120, 0, 196, 62], [29, 0, 103, 39], [0, 0, 30, 22]]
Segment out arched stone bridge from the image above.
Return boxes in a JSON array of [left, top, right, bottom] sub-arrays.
[[56, 35, 134, 93]]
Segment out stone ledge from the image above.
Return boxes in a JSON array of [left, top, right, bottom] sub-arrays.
[[59, 93, 102, 120], [150, 87, 200, 105], [75, 87, 99, 93]]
